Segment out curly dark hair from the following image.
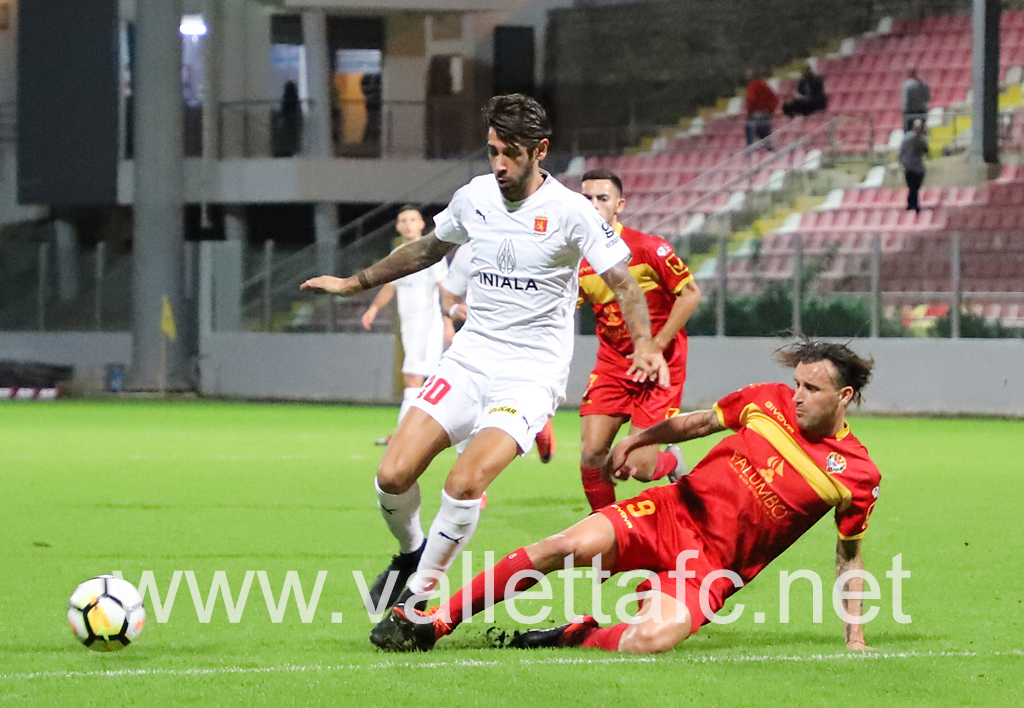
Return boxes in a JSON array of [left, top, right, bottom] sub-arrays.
[[776, 338, 874, 404], [482, 94, 552, 153], [581, 168, 624, 196]]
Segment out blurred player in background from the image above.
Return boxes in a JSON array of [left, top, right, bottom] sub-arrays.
[[577, 169, 701, 511], [361, 206, 455, 443], [441, 242, 556, 463], [302, 95, 668, 644], [372, 340, 881, 656]]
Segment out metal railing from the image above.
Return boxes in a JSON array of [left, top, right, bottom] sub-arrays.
[[239, 147, 489, 331], [691, 228, 1024, 338], [217, 99, 311, 158], [211, 98, 479, 160], [0, 241, 134, 332]]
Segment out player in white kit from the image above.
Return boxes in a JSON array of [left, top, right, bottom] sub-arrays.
[[361, 206, 452, 433], [441, 243, 556, 463], [301, 95, 669, 643]]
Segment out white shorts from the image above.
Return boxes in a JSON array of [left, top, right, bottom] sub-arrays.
[[409, 355, 558, 455], [400, 315, 444, 378]]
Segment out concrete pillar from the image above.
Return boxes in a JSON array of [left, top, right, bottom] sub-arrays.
[[314, 203, 338, 276], [202, 0, 223, 159], [53, 219, 80, 302], [131, 0, 188, 390], [225, 206, 247, 242], [301, 10, 333, 159], [302, 10, 337, 274], [971, 0, 1001, 166]]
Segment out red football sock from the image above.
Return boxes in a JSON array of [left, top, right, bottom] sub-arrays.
[[441, 548, 537, 628], [581, 622, 629, 651], [649, 451, 678, 481], [581, 466, 615, 511]]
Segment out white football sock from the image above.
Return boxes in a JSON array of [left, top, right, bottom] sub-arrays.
[[374, 478, 424, 555], [397, 387, 420, 424], [408, 490, 482, 594]]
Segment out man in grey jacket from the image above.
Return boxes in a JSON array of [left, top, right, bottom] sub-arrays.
[[899, 120, 929, 213]]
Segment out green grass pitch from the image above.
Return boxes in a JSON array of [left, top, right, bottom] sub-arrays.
[[2, 400, 1022, 706]]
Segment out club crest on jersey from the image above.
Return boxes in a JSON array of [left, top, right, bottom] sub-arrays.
[[760, 455, 785, 484], [497, 239, 516, 274], [826, 452, 847, 474], [657, 244, 671, 257], [533, 215, 548, 233]]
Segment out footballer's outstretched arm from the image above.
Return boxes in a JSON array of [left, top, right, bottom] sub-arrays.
[[600, 259, 669, 386], [605, 409, 724, 482], [301, 233, 456, 296], [836, 538, 872, 651]]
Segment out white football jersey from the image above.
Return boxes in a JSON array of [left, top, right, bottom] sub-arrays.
[[442, 243, 473, 299], [395, 257, 447, 324], [433, 172, 630, 393]]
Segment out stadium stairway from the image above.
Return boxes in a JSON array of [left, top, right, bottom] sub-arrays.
[[560, 10, 1024, 330]]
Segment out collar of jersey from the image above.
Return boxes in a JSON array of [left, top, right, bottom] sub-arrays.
[[501, 170, 551, 211]]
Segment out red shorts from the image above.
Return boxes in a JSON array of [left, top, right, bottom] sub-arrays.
[[579, 362, 685, 430], [598, 484, 735, 634]]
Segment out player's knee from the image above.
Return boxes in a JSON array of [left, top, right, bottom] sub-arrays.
[[444, 469, 488, 500], [580, 442, 610, 470], [375, 459, 417, 495], [527, 532, 584, 568], [619, 622, 686, 655]]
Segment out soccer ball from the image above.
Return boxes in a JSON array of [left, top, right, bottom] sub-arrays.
[[67, 575, 146, 652]]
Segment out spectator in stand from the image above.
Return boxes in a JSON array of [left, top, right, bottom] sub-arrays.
[[783, 64, 828, 118], [902, 67, 931, 132], [274, 80, 303, 157], [744, 70, 779, 149], [899, 119, 929, 214]]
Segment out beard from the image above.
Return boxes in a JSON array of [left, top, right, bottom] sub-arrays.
[[497, 160, 536, 202]]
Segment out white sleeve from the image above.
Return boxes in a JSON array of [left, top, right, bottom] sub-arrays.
[[433, 186, 471, 245], [568, 195, 631, 274], [442, 244, 472, 298]]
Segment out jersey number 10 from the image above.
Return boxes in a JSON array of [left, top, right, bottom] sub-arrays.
[[419, 377, 451, 405]]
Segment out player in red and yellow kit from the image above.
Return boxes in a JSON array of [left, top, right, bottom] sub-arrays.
[[578, 169, 702, 511], [371, 340, 880, 655]]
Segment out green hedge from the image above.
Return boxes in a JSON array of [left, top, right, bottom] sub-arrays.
[[686, 283, 906, 337]]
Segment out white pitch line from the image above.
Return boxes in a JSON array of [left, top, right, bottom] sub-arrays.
[[3, 454, 327, 461], [2, 649, 1021, 682]]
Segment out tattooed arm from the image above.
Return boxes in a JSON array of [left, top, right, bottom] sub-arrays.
[[301, 233, 457, 296], [599, 259, 670, 386]]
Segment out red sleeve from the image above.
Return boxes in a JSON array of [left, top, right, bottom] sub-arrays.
[[646, 236, 694, 294], [834, 466, 881, 540], [713, 382, 788, 430]]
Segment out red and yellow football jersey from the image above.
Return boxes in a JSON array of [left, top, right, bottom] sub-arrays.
[[679, 382, 881, 583], [578, 225, 694, 369]]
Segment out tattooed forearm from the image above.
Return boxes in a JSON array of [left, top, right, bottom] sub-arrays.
[[359, 234, 456, 290], [601, 260, 653, 342]]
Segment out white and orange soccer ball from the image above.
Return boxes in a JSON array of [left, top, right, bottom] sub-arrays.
[[67, 575, 146, 652]]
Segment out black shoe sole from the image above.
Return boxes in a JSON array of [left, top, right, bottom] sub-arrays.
[[369, 606, 436, 652]]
